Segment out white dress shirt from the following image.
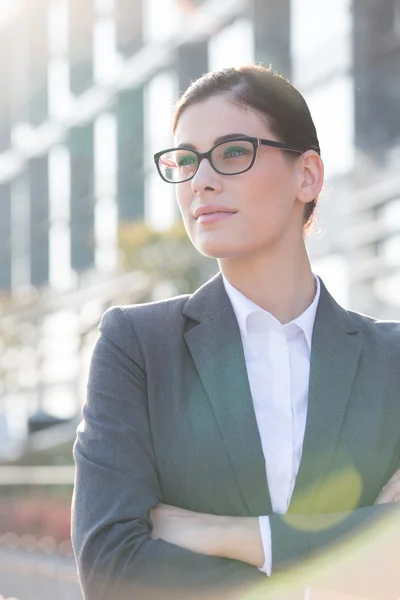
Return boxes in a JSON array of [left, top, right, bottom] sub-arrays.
[[222, 274, 321, 575]]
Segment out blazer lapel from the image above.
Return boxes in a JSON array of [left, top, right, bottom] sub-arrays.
[[183, 273, 272, 516], [183, 273, 362, 517], [289, 279, 362, 513]]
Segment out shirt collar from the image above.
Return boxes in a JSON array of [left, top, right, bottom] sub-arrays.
[[222, 273, 321, 352]]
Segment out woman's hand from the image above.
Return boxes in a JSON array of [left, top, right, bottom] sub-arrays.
[[150, 503, 264, 568], [375, 468, 400, 504]]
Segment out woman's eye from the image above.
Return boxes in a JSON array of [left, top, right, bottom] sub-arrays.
[[177, 155, 196, 167], [223, 146, 249, 158]]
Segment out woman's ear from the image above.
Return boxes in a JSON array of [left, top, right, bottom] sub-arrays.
[[297, 150, 324, 207]]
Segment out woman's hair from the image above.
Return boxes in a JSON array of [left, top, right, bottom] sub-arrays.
[[172, 64, 321, 235]]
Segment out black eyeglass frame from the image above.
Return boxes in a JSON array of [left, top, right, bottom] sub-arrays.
[[153, 136, 305, 184]]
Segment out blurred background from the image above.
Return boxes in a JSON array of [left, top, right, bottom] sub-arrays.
[[0, 0, 399, 598]]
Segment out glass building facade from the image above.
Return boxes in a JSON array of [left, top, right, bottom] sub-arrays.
[[0, 0, 398, 299], [0, 0, 399, 455], [0, 0, 295, 295]]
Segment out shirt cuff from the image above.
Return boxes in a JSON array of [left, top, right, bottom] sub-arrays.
[[257, 515, 272, 576]]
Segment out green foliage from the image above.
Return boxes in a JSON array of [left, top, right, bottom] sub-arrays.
[[118, 219, 217, 293]]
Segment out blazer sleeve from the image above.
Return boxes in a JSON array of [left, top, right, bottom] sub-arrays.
[[71, 306, 264, 600], [269, 493, 400, 572]]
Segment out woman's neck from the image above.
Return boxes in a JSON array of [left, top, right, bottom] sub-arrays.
[[218, 245, 316, 325]]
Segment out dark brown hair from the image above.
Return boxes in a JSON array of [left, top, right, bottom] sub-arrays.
[[172, 64, 321, 235]]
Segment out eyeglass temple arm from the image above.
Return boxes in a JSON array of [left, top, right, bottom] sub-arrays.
[[258, 138, 303, 153]]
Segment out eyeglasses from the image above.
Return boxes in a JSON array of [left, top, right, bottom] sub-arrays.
[[153, 136, 304, 184]]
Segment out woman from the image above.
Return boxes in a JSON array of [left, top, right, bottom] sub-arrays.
[[72, 65, 400, 600]]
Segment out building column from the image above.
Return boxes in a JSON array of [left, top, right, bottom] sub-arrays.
[[29, 156, 50, 286], [68, 0, 94, 95], [353, 0, 400, 155], [69, 123, 95, 272], [177, 40, 208, 96], [116, 89, 145, 222], [0, 20, 12, 291], [27, 0, 49, 126], [115, 0, 145, 223], [115, 0, 143, 58], [0, 21, 12, 153], [0, 184, 12, 291], [251, 0, 291, 78], [11, 7, 30, 127]]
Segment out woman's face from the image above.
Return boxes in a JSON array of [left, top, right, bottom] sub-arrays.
[[173, 95, 307, 260]]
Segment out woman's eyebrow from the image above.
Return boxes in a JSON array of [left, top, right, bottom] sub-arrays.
[[176, 133, 249, 150]]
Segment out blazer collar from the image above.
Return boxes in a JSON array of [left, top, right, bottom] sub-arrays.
[[182, 271, 231, 322], [183, 271, 358, 336]]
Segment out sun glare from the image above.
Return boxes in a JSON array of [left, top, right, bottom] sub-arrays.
[[0, 0, 23, 28]]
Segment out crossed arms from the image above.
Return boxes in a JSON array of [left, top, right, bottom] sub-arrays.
[[71, 307, 400, 600]]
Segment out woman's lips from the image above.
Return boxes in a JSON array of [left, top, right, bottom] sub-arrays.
[[196, 212, 236, 224]]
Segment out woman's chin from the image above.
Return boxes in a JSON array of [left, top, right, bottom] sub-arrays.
[[195, 243, 241, 260]]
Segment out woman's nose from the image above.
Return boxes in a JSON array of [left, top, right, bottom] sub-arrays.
[[191, 158, 222, 194]]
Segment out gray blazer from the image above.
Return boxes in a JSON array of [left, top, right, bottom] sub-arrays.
[[72, 272, 400, 599]]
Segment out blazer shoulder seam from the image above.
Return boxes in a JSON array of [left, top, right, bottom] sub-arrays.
[[115, 305, 147, 367]]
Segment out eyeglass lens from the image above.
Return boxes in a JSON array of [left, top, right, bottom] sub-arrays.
[[158, 140, 255, 182]]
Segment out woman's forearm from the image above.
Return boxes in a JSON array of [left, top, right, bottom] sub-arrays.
[[150, 503, 265, 568], [214, 515, 265, 568]]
